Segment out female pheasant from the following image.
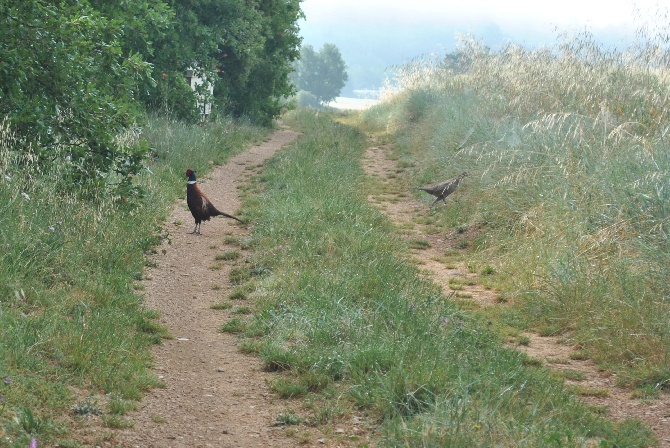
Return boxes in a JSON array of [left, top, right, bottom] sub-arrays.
[[185, 168, 243, 235], [417, 172, 468, 208]]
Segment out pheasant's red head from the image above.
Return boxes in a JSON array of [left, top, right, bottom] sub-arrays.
[[185, 169, 197, 183]]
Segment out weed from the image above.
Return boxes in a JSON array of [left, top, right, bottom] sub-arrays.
[[481, 265, 495, 275], [71, 400, 102, 416], [276, 412, 302, 426], [216, 251, 240, 261], [455, 239, 469, 249], [569, 351, 589, 361], [108, 397, 136, 415], [102, 415, 134, 429], [630, 386, 661, 400], [270, 378, 308, 398], [409, 239, 430, 249], [232, 306, 252, 315], [229, 288, 248, 300], [229, 268, 251, 285], [570, 386, 609, 398], [219, 318, 245, 334], [239, 340, 264, 354], [556, 370, 587, 382], [210, 301, 232, 310], [516, 335, 530, 346]]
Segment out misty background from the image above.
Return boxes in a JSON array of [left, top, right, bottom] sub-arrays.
[[297, 2, 654, 97]]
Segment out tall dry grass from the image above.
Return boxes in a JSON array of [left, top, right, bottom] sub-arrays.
[[364, 23, 670, 388]]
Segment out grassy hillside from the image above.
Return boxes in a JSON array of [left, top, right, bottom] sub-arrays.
[[232, 109, 654, 446], [358, 33, 670, 392], [0, 116, 267, 446]]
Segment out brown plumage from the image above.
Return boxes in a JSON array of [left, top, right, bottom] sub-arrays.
[[186, 168, 243, 235], [417, 172, 468, 207]]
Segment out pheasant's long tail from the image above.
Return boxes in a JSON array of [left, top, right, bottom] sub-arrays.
[[214, 209, 245, 224]]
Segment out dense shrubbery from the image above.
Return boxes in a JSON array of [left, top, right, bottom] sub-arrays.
[[0, 0, 302, 185]]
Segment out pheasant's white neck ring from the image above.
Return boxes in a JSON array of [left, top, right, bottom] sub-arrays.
[[187, 180, 197, 185]]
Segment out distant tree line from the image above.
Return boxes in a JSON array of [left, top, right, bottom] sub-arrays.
[[0, 0, 303, 184]]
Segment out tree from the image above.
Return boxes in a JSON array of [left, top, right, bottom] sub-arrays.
[[291, 44, 349, 105], [141, 0, 303, 125], [0, 1, 155, 186], [0, 0, 305, 190], [219, 0, 304, 126]]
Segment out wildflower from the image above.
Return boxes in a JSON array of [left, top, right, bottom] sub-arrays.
[[30, 438, 38, 448], [408, 303, 415, 313], [49, 226, 56, 232], [4, 375, 12, 385]]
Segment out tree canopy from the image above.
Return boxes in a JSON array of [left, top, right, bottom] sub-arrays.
[[0, 0, 303, 186], [291, 43, 349, 105]]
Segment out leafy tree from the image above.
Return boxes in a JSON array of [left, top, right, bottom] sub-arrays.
[[0, 0, 305, 188], [291, 44, 349, 104], [0, 0, 155, 185], [220, 0, 304, 126], [140, 0, 304, 125]]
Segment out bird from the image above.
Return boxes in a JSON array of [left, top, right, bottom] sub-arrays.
[[185, 168, 244, 235], [417, 172, 468, 207]]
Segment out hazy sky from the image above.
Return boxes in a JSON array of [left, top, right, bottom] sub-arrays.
[[300, 1, 663, 30], [298, 1, 667, 92]]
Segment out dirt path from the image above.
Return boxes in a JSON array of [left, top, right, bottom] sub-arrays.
[[361, 134, 670, 447], [108, 128, 301, 447], [72, 124, 669, 447]]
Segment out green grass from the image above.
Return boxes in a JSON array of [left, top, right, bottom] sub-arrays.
[[237, 108, 655, 446], [360, 29, 670, 393], [0, 115, 267, 445], [219, 318, 245, 334], [215, 251, 240, 261], [210, 301, 233, 310]]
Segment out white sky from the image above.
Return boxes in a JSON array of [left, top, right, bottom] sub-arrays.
[[301, 0, 664, 30]]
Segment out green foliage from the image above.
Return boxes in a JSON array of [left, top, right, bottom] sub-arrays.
[[0, 1, 153, 185], [0, 0, 304, 191], [291, 44, 349, 104], [364, 28, 670, 388], [146, 0, 304, 125]]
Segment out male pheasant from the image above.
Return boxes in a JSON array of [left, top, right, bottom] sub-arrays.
[[417, 172, 468, 208], [186, 169, 243, 235]]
